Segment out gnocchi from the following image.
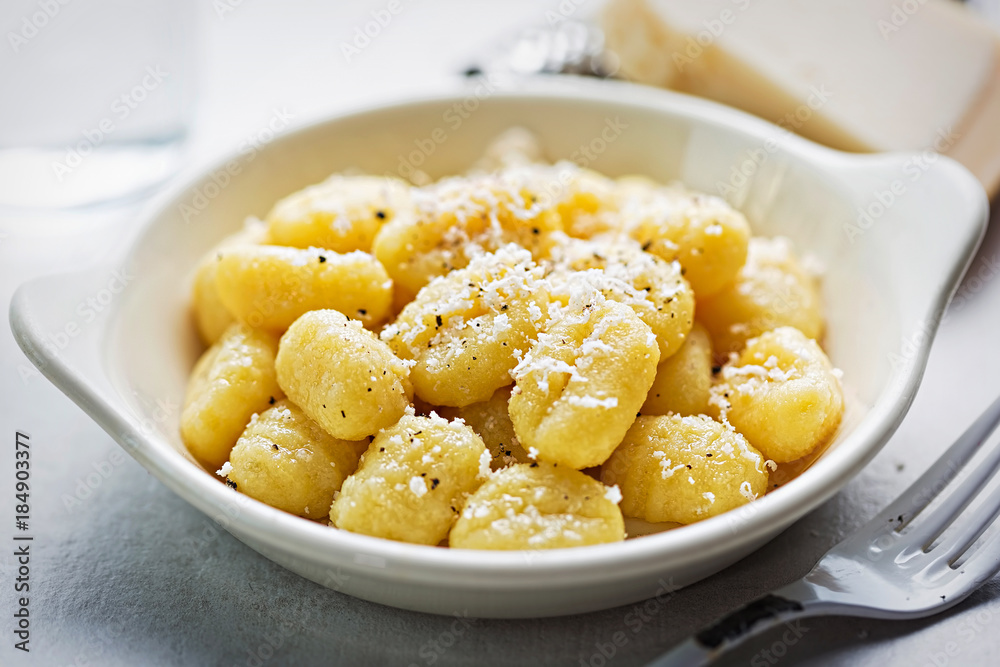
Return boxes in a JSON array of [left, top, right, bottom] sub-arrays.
[[180, 127, 845, 550], [180, 323, 282, 469], [275, 309, 412, 441], [265, 174, 411, 253], [225, 400, 367, 519], [438, 387, 531, 470], [601, 414, 769, 524], [330, 412, 490, 545], [697, 236, 822, 358], [215, 245, 392, 331], [548, 235, 695, 359], [380, 245, 547, 407], [710, 326, 843, 463], [642, 322, 714, 417], [509, 286, 659, 469], [450, 462, 625, 550], [190, 218, 268, 345], [622, 181, 751, 298]]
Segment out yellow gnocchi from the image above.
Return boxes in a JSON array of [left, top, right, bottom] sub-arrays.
[[601, 415, 768, 524], [180, 127, 846, 548], [190, 219, 268, 346], [275, 309, 412, 441], [330, 413, 490, 545], [450, 462, 625, 550], [642, 322, 714, 417], [548, 235, 695, 359], [380, 245, 547, 407], [710, 326, 843, 463], [623, 182, 751, 298], [438, 387, 531, 470], [698, 236, 822, 358], [265, 175, 411, 252], [180, 323, 282, 469], [224, 400, 367, 519], [373, 169, 564, 295], [215, 245, 392, 331], [509, 289, 659, 469]]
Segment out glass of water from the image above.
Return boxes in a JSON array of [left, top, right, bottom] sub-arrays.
[[0, 0, 198, 210]]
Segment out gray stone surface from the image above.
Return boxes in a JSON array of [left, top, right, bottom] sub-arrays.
[[3, 2, 1000, 665]]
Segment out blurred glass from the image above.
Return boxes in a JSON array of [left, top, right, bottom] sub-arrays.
[[0, 0, 198, 210]]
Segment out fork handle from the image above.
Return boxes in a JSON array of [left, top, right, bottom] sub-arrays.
[[647, 583, 823, 666]]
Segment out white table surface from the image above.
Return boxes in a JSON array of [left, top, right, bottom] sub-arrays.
[[2, 2, 1000, 665]]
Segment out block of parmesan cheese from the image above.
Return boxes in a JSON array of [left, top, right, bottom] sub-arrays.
[[603, 0, 1000, 195]]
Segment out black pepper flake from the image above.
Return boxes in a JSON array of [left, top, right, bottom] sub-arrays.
[[358, 309, 367, 316], [706, 453, 712, 457], [272, 444, 279, 451], [341, 410, 346, 418], [501, 304, 508, 311], [529, 462, 539, 468], [430, 478, 440, 489], [686, 464, 692, 469], [420, 472, 426, 476], [319, 255, 327, 263], [375, 210, 386, 219], [436, 315, 443, 327], [641, 241, 652, 251], [323, 404, 327, 408], [226, 479, 238, 490], [712, 365, 722, 374], [379, 447, 385, 452], [268, 396, 276, 405], [367, 388, 372, 392], [531, 227, 540, 235]]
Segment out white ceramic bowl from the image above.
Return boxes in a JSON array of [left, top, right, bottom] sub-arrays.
[[10, 78, 988, 618]]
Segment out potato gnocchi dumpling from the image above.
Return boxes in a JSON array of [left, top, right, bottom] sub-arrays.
[[265, 175, 411, 253], [623, 182, 751, 298], [549, 235, 695, 359], [276, 309, 412, 441], [642, 322, 714, 417], [509, 289, 659, 469], [380, 245, 548, 407], [438, 387, 531, 470], [373, 169, 565, 295], [181, 127, 846, 549], [191, 218, 268, 346], [215, 245, 392, 331], [544, 166, 620, 240], [224, 400, 367, 519], [697, 237, 822, 358], [330, 413, 490, 545], [181, 323, 282, 469], [601, 414, 768, 524], [710, 327, 843, 463], [450, 462, 625, 550]]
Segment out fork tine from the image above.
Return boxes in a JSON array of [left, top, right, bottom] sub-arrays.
[[932, 473, 1000, 567], [875, 393, 1000, 533], [940, 525, 1000, 596], [899, 415, 1000, 551]]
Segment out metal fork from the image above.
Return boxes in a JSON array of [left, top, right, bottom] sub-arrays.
[[649, 393, 1000, 666]]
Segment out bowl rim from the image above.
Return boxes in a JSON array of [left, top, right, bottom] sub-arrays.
[[10, 77, 989, 587]]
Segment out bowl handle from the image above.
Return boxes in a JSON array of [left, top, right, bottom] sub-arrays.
[[9, 264, 134, 428], [839, 154, 988, 324]]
